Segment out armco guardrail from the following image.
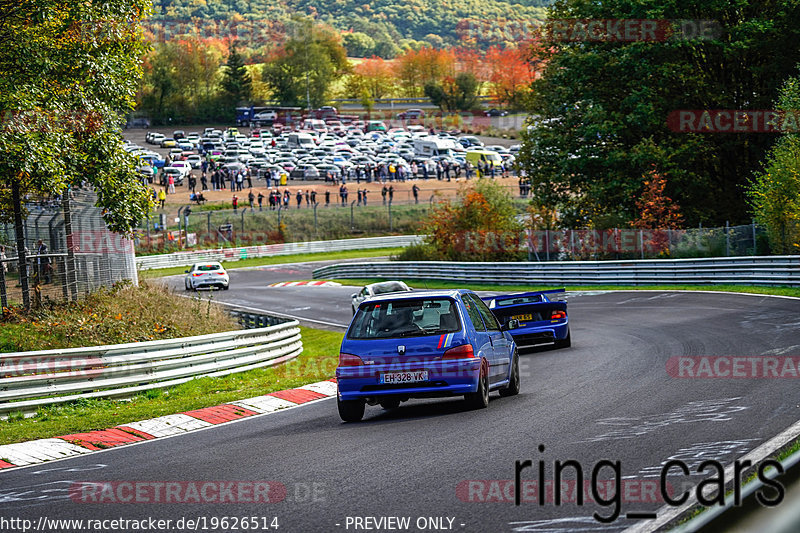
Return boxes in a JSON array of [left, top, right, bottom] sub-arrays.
[[136, 235, 423, 271], [312, 256, 800, 286], [0, 319, 302, 416]]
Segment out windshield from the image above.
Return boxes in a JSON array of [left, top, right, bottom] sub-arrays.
[[348, 298, 461, 339], [196, 264, 221, 272]]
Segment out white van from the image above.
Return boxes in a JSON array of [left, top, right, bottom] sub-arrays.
[[287, 133, 316, 149]]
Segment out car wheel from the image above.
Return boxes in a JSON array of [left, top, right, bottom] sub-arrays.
[[465, 362, 489, 410], [222, 284, 229, 290], [499, 351, 520, 397], [337, 397, 365, 422], [555, 329, 571, 348], [379, 399, 401, 410]]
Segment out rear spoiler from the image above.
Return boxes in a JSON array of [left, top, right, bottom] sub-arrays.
[[481, 288, 565, 302]]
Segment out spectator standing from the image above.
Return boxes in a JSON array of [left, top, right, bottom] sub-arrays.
[[412, 184, 420, 204], [158, 188, 166, 209], [36, 239, 51, 284], [325, 190, 330, 206], [257, 191, 264, 210], [388, 185, 394, 203], [248, 189, 255, 211], [168, 174, 175, 194], [381, 185, 388, 205], [200, 172, 208, 191], [362, 189, 368, 206], [232, 194, 239, 212], [357, 189, 363, 206], [305, 190, 310, 206]]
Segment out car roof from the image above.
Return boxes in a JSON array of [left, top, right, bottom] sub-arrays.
[[366, 289, 464, 302], [191, 261, 224, 268]]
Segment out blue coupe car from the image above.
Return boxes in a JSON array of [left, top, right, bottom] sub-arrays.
[[483, 289, 571, 349], [335, 289, 521, 422]]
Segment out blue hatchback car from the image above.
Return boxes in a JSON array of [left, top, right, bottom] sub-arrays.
[[336, 289, 521, 422]]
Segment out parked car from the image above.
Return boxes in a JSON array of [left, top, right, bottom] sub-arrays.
[[336, 289, 521, 421], [397, 109, 425, 120], [484, 108, 509, 117], [184, 262, 229, 291]]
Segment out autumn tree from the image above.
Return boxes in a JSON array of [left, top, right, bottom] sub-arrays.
[[399, 179, 524, 262], [344, 56, 396, 100], [632, 169, 684, 229], [486, 46, 534, 109], [396, 47, 454, 97]]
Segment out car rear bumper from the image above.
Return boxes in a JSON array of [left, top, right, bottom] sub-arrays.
[[511, 323, 569, 346], [336, 359, 481, 401]]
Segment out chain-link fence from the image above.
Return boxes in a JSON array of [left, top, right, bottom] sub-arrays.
[[0, 189, 138, 308], [521, 224, 770, 261]]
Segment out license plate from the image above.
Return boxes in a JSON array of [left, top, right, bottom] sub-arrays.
[[513, 314, 533, 321], [380, 371, 428, 384]]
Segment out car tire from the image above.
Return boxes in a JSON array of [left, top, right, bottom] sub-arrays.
[[499, 351, 520, 397], [337, 397, 365, 422], [379, 399, 401, 410], [222, 284, 229, 290], [555, 329, 571, 348], [465, 362, 489, 410]]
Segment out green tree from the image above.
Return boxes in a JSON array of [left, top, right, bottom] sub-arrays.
[[221, 44, 252, 106], [262, 19, 349, 109], [343, 32, 375, 57], [425, 72, 480, 112], [747, 76, 800, 254], [518, 0, 800, 228], [0, 0, 153, 309]]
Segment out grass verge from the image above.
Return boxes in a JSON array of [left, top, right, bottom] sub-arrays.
[[0, 281, 238, 352], [138, 247, 405, 279], [328, 279, 800, 298], [0, 326, 343, 445]]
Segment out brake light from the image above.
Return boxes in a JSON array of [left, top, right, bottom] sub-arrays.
[[338, 353, 364, 367], [192, 273, 202, 277], [551, 310, 567, 320], [442, 344, 475, 360], [217, 272, 226, 275]]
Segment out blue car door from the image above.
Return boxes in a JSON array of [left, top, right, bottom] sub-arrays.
[[461, 295, 493, 367], [467, 294, 508, 384]]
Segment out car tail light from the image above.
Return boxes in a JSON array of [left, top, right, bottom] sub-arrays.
[[551, 310, 567, 320], [217, 272, 226, 275], [338, 353, 364, 367], [192, 273, 202, 277], [442, 344, 475, 360]]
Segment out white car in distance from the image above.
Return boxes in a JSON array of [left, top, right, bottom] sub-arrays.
[[185, 262, 230, 291]]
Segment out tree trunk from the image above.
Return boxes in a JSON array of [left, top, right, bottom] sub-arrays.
[[11, 179, 30, 310]]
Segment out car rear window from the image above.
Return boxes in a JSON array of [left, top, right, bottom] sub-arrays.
[[348, 298, 461, 339], [496, 295, 543, 306], [196, 264, 221, 271]]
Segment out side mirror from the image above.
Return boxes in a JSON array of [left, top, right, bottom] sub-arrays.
[[504, 319, 519, 331], [184, 270, 189, 273], [351, 293, 357, 299]]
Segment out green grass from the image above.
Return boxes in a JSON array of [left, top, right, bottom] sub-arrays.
[[138, 247, 406, 279], [0, 281, 239, 352], [0, 326, 343, 445], [328, 279, 800, 298]]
